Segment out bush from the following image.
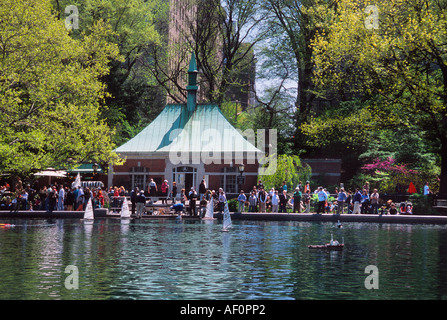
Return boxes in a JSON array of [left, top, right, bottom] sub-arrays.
[[228, 198, 238, 212], [408, 193, 436, 215]]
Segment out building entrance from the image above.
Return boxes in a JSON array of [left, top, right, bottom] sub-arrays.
[[173, 166, 197, 194]]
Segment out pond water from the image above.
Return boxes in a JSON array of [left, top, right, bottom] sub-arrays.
[[0, 218, 446, 300]]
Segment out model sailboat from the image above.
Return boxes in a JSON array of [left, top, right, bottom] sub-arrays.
[[202, 197, 216, 220], [121, 197, 131, 219], [72, 173, 81, 189], [222, 201, 232, 231], [83, 198, 94, 221]]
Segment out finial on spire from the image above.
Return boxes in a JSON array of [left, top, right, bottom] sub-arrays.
[[187, 52, 198, 113]]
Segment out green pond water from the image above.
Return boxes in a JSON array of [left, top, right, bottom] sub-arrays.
[[0, 218, 446, 300]]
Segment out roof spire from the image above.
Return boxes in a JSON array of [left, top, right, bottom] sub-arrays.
[[187, 52, 198, 113]]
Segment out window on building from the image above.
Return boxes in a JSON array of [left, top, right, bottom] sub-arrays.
[[131, 167, 149, 191], [221, 167, 237, 194], [172, 166, 197, 193]]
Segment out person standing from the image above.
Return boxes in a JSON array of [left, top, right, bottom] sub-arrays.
[[188, 187, 198, 216], [171, 181, 178, 204], [39, 186, 48, 211], [370, 188, 380, 214], [57, 185, 65, 211], [337, 188, 347, 214], [352, 188, 362, 214], [135, 190, 146, 218], [199, 179, 207, 201], [97, 189, 104, 208], [148, 179, 157, 199], [48, 186, 57, 213], [237, 190, 246, 213], [248, 191, 257, 212], [316, 187, 327, 214], [161, 180, 169, 204], [271, 190, 279, 213], [66, 187, 75, 211], [303, 189, 311, 213], [279, 190, 288, 213], [293, 188, 302, 213], [304, 181, 310, 194], [76, 186, 84, 211], [218, 188, 226, 213], [424, 182, 432, 195], [280, 181, 287, 193], [258, 188, 268, 213], [361, 189, 370, 214], [130, 188, 138, 216]]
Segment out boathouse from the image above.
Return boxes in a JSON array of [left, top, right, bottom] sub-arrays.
[[108, 53, 263, 197]]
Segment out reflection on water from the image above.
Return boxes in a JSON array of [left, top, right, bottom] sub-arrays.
[[0, 218, 446, 300]]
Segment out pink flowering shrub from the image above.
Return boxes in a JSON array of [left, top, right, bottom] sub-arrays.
[[360, 157, 422, 193], [362, 157, 419, 177]]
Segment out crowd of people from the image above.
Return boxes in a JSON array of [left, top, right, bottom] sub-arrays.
[[311, 181, 429, 215], [1, 178, 432, 216], [161, 179, 311, 216], [0, 182, 108, 213], [164, 179, 428, 216]]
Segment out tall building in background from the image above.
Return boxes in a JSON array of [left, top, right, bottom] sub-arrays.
[[163, 0, 256, 109]]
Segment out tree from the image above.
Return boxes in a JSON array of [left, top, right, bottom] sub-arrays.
[[258, 154, 312, 191], [0, 0, 123, 178], [54, 0, 165, 145], [257, 0, 336, 150], [145, 0, 265, 105], [311, 0, 447, 194]]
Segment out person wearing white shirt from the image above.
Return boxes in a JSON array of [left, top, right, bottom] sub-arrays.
[[57, 185, 65, 211], [271, 191, 279, 213], [316, 187, 327, 214]]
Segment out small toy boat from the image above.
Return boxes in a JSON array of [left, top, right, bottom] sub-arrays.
[[308, 234, 344, 250], [308, 243, 344, 250]]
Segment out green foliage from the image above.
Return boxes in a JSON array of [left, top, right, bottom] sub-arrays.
[[258, 154, 312, 191], [55, 0, 165, 145], [311, 0, 447, 192], [408, 194, 437, 215], [0, 0, 123, 177], [227, 198, 239, 212]]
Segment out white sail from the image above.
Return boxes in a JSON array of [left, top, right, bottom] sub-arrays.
[[72, 173, 81, 189], [83, 198, 94, 220], [121, 197, 131, 218], [222, 201, 232, 230], [203, 197, 215, 220]]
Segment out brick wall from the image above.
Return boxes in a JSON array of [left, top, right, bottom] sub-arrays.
[[113, 159, 166, 173], [302, 158, 342, 187]]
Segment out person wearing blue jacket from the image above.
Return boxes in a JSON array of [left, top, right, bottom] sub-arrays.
[[352, 188, 362, 214], [337, 188, 347, 214], [361, 189, 370, 214]]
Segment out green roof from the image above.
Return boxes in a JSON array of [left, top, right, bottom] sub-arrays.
[[67, 163, 103, 173], [115, 104, 261, 155], [115, 104, 188, 154]]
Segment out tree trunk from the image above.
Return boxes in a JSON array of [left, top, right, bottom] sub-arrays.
[[439, 120, 447, 197]]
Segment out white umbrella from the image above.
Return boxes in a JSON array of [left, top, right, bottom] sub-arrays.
[[34, 170, 67, 178]]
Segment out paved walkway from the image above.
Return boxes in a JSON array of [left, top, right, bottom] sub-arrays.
[[218, 212, 447, 224], [2, 208, 447, 224]]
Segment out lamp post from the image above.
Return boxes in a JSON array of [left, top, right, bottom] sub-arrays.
[[237, 163, 245, 192], [92, 163, 98, 179]]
